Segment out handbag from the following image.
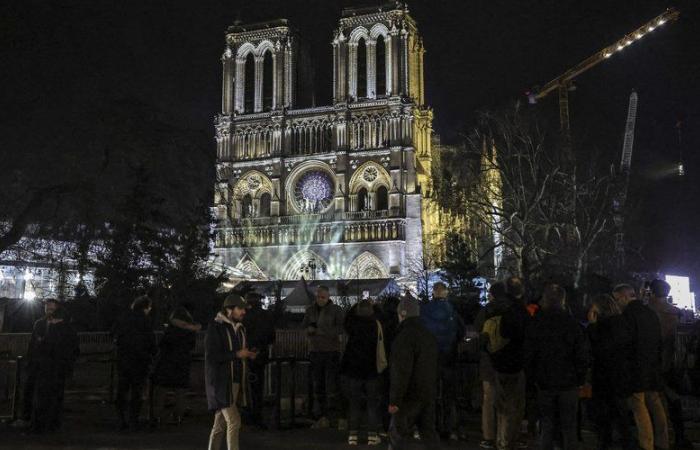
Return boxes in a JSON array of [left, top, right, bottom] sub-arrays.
[[376, 321, 388, 374]]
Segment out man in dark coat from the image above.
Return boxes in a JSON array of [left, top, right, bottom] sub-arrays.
[[301, 285, 344, 428], [15, 298, 60, 428], [420, 282, 465, 440], [206, 293, 257, 450], [30, 301, 79, 433], [151, 306, 200, 425], [388, 297, 440, 450], [112, 295, 157, 430], [242, 291, 275, 428], [481, 278, 530, 450], [613, 284, 669, 450], [647, 279, 687, 447], [524, 284, 588, 450]]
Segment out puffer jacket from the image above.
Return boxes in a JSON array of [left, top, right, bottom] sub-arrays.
[[301, 301, 344, 353], [390, 317, 439, 407]]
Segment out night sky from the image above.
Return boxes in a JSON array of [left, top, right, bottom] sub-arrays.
[[2, 0, 699, 286]]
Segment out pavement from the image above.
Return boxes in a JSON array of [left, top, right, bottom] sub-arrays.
[[2, 391, 700, 450]]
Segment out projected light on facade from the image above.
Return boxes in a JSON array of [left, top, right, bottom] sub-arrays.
[[294, 170, 334, 214]]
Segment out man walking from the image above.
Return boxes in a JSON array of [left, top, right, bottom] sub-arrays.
[[301, 285, 344, 428], [613, 284, 669, 450], [388, 297, 440, 450], [242, 291, 275, 428], [206, 293, 257, 450], [524, 284, 588, 450], [420, 281, 465, 440], [647, 279, 687, 447], [112, 295, 156, 430]]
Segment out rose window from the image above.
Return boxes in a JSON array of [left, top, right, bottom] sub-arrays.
[[294, 171, 334, 213]]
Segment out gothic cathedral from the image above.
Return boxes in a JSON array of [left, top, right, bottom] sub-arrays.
[[213, 3, 443, 282]]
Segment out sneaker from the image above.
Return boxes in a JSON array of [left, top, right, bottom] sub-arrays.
[[480, 440, 496, 449], [310, 416, 329, 429], [449, 432, 459, 441], [348, 432, 358, 446], [368, 433, 382, 446], [337, 418, 348, 431], [413, 430, 421, 440], [11, 419, 30, 428]]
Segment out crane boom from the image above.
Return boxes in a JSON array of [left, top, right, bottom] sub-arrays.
[[614, 91, 639, 271], [533, 7, 678, 131], [620, 91, 638, 175]]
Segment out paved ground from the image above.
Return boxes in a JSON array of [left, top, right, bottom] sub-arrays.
[[2, 391, 700, 450]]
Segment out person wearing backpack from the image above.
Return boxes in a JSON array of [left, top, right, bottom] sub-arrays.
[[481, 278, 529, 450], [419, 282, 466, 441]]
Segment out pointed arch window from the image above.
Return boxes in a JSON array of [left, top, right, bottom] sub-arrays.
[[244, 53, 255, 113], [242, 194, 253, 218], [376, 35, 386, 96], [259, 192, 271, 217], [376, 185, 388, 210], [358, 187, 369, 211], [262, 51, 273, 111], [357, 38, 367, 98]]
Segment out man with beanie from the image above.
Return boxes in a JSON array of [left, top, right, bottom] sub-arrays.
[[388, 297, 440, 450], [206, 293, 257, 450]]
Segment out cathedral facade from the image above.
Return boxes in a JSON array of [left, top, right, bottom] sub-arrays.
[[212, 3, 440, 281]]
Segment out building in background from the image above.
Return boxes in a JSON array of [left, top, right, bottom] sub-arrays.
[[212, 2, 466, 281]]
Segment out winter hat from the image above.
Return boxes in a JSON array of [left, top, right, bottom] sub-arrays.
[[398, 297, 420, 318], [222, 293, 249, 309]]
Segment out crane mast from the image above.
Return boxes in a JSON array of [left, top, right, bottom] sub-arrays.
[[614, 91, 638, 271]]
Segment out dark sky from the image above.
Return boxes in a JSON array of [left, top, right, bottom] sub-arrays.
[[2, 0, 699, 285]]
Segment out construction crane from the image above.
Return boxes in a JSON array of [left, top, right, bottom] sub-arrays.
[[614, 91, 638, 270], [529, 7, 679, 132]]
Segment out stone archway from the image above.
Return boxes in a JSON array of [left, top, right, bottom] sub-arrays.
[[282, 249, 330, 280], [346, 251, 389, 279]]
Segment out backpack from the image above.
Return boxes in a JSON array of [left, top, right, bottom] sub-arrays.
[[420, 301, 458, 356]]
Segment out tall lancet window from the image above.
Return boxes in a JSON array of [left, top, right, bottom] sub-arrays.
[[357, 38, 367, 98], [262, 51, 273, 111], [376, 35, 386, 96], [244, 53, 255, 113]]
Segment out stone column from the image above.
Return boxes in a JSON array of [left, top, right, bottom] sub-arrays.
[[367, 39, 376, 99], [348, 42, 358, 99], [234, 58, 245, 113], [221, 48, 234, 114], [254, 55, 263, 112]]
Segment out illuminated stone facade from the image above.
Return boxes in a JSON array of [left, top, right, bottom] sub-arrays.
[[212, 3, 441, 281]]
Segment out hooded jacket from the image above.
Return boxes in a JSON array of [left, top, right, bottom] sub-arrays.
[[205, 312, 249, 411], [389, 317, 438, 407], [301, 301, 344, 353]]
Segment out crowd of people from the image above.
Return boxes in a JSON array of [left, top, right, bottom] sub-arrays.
[[11, 277, 695, 450]]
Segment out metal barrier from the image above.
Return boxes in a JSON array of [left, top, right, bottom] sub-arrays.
[[0, 356, 22, 421]]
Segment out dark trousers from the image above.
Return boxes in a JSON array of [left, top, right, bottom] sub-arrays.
[[389, 399, 441, 450], [437, 365, 458, 434], [116, 366, 148, 426], [537, 388, 579, 450], [343, 375, 381, 433], [249, 357, 267, 424], [21, 368, 37, 421], [32, 372, 66, 432], [662, 373, 686, 443], [590, 392, 636, 450], [309, 351, 340, 420]]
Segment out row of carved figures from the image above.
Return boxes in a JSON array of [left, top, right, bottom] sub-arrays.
[[216, 220, 404, 247]]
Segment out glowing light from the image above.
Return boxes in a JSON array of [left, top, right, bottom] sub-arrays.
[[635, 32, 643, 39], [658, 18, 666, 25], [648, 25, 655, 31], [665, 275, 694, 311], [24, 290, 36, 301], [294, 171, 334, 213], [678, 163, 685, 176], [604, 52, 612, 58], [617, 44, 624, 50], [23, 269, 33, 281]]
